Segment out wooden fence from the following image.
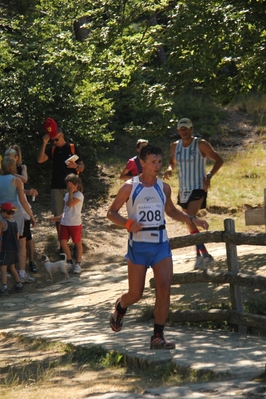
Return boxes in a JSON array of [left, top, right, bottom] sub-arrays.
[[149, 218, 266, 334]]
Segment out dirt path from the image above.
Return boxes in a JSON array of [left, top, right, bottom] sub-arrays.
[[1, 108, 266, 398]]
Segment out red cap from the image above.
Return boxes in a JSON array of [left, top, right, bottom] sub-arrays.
[[0, 202, 17, 212], [44, 118, 58, 139]]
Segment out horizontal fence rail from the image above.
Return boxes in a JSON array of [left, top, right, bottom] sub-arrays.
[[149, 219, 266, 334], [169, 231, 266, 249], [169, 310, 266, 330], [150, 270, 266, 290]]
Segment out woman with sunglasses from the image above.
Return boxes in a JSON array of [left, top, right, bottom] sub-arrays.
[[37, 118, 84, 246]]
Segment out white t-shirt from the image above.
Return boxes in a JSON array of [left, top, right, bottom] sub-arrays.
[[60, 191, 84, 226]]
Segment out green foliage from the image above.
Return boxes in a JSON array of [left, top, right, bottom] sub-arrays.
[[64, 344, 124, 368], [0, 0, 265, 181]]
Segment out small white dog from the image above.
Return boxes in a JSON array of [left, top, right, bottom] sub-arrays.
[[41, 253, 69, 282]]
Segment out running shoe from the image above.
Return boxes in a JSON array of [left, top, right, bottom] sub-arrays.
[[0, 287, 8, 296], [29, 261, 38, 273], [194, 255, 203, 269], [8, 284, 24, 294], [202, 254, 216, 268], [19, 273, 35, 283], [110, 298, 126, 332], [150, 333, 175, 350], [73, 263, 81, 274]]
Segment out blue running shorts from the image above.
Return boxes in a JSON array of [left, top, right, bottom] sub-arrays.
[[126, 240, 172, 268]]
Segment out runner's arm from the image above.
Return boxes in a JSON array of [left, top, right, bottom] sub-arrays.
[[120, 167, 131, 181], [199, 140, 224, 177], [107, 182, 142, 233]]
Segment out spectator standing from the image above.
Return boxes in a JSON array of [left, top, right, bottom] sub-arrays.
[[5, 146, 39, 273], [107, 144, 209, 349], [163, 118, 224, 269], [119, 139, 148, 180], [0, 157, 36, 283], [0, 202, 24, 295], [37, 118, 84, 244], [51, 173, 84, 274]]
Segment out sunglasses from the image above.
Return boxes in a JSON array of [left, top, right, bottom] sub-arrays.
[[52, 134, 62, 142]]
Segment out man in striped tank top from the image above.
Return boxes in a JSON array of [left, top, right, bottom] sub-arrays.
[[107, 144, 209, 349], [163, 118, 224, 270]]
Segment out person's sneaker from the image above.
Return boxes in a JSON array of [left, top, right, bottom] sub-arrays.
[[194, 255, 203, 269], [110, 298, 126, 332], [19, 273, 35, 283], [29, 261, 38, 273], [202, 254, 216, 268], [67, 260, 74, 272], [0, 287, 8, 296], [73, 263, 81, 274], [8, 284, 24, 294], [150, 333, 175, 350]]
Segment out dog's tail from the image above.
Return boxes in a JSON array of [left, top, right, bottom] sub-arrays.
[[59, 253, 67, 261]]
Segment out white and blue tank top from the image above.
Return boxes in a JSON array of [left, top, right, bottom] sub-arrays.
[[126, 176, 168, 243], [175, 137, 206, 201]]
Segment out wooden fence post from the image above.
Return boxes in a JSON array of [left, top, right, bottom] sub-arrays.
[[224, 219, 247, 334], [264, 188, 266, 233]]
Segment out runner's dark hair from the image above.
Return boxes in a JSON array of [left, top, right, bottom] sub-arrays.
[[139, 144, 162, 161]]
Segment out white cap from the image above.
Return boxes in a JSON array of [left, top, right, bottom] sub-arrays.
[[177, 118, 193, 129]]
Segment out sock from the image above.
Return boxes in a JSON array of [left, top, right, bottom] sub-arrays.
[[19, 270, 26, 278], [116, 301, 127, 314], [154, 323, 164, 336], [190, 229, 207, 255], [198, 244, 207, 255], [190, 229, 199, 235], [67, 259, 73, 264]]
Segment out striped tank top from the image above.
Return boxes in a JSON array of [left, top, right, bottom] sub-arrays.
[[175, 137, 206, 193]]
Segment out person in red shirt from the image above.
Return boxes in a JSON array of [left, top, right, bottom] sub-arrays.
[[119, 139, 148, 181]]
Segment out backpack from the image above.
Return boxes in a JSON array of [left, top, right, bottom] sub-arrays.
[[51, 143, 80, 174], [133, 156, 142, 174]]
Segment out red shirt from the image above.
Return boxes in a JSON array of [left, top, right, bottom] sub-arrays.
[[125, 156, 142, 176]]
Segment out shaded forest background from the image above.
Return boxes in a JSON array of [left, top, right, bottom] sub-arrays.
[[0, 0, 265, 199]]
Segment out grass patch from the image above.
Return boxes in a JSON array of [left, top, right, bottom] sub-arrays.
[[0, 332, 229, 398], [160, 141, 266, 233], [232, 93, 266, 129]]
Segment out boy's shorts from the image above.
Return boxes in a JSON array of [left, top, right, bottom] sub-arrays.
[[126, 240, 172, 268], [178, 189, 207, 210], [60, 224, 82, 243]]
